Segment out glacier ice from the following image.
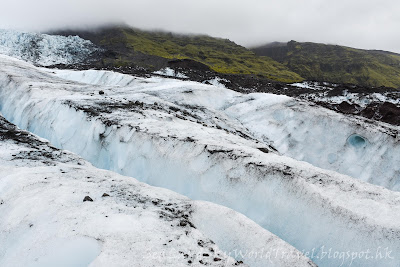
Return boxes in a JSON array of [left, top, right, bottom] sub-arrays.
[[0, 114, 314, 267], [224, 94, 400, 190], [17, 237, 101, 267], [153, 67, 189, 79], [347, 134, 367, 149], [291, 81, 400, 106], [0, 55, 400, 266], [0, 29, 99, 66], [47, 66, 400, 191]]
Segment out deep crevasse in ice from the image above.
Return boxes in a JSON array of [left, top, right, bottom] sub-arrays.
[[1, 115, 316, 267], [1, 55, 400, 266]]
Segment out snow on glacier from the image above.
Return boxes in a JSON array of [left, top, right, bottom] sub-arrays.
[[0, 29, 99, 66], [1, 55, 400, 266], [291, 81, 400, 106], [48, 69, 138, 87], [0, 115, 316, 267], [153, 67, 189, 79]]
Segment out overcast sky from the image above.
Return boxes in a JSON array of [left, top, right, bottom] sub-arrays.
[[1, 0, 399, 52]]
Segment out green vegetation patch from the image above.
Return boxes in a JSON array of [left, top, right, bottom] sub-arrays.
[[118, 28, 303, 83], [252, 41, 400, 88]]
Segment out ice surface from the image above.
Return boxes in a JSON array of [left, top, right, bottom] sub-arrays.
[[192, 201, 314, 267], [225, 95, 400, 190], [0, 29, 99, 66], [19, 237, 100, 267], [153, 67, 189, 78], [1, 55, 400, 266], [347, 134, 367, 149], [291, 81, 331, 90], [292, 81, 400, 107], [47, 69, 138, 87], [204, 77, 229, 88]]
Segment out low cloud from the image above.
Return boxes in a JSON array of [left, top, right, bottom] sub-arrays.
[[1, 0, 399, 52]]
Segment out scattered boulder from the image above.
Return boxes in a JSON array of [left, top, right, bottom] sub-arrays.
[[337, 101, 360, 114], [167, 59, 211, 72], [257, 147, 270, 154], [83, 196, 93, 202]]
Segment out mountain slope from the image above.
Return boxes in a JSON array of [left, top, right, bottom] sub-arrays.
[[252, 40, 400, 88], [53, 26, 303, 83]]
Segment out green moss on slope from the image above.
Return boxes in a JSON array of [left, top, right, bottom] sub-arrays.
[[252, 41, 400, 88], [118, 28, 303, 83]]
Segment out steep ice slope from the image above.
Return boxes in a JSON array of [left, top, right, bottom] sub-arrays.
[[49, 69, 139, 87], [0, 29, 99, 66], [1, 55, 400, 266], [0, 115, 316, 267], [224, 95, 400, 190]]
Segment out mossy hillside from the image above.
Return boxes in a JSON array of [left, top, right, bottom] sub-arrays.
[[119, 28, 303, 82], [252, 41, 400, 88]]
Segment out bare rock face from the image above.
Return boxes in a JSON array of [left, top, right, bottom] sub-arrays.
[[361, 102, 400, 125]]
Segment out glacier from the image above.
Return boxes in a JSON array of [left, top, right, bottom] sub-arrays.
[[0, 54, 400, 266], [44, 62, 400, 191], [0, 29, 99, 66]]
